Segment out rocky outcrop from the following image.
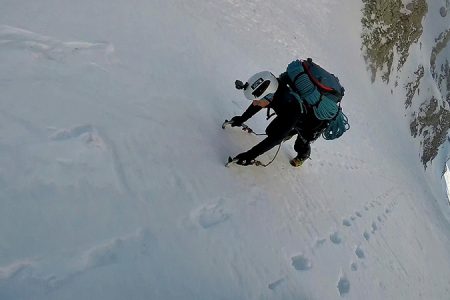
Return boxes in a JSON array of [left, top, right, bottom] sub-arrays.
[[410, 97, 450, 165], [361, 0, 428, 82], [405, 65, 424, 109], [410, 28, 450, 167], [362, 0, 450, 168], [431, 29, 450, 105]]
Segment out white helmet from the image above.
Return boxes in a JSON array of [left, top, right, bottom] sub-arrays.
[[243, 71, 279, 101]]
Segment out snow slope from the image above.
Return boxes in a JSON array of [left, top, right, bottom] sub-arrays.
[[1, 0, 450, 299]]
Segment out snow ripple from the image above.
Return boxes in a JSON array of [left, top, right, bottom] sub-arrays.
[[0, 25, 117, 66]]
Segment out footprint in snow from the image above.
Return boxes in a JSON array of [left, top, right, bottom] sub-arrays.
[[330, 232, 343, 244], [50, 124, 94, 141], [82, 228, 156, 270], [337, 276, 350, 296], [342, 219, 352, 227], [315, 238, 327, 248], [371, 222, 378, 233], [355, 246, 365, 259], [49, 124, 107, 149], [192, 198, 231, 229], [291, 254, 312, 271], [268, 278, 285, 290], [355, 211, 362, 218], [363, 231, 370, 241]]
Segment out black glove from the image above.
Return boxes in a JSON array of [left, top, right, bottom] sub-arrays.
[[229, 116, 245, 127], [234, 152, 255, 166]]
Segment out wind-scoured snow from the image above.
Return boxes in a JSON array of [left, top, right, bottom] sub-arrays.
[[1, 1, 450, 299]]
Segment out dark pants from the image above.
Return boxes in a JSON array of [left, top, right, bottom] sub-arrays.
[[293, 133, 311, 160], [265, 117, 312, 160]]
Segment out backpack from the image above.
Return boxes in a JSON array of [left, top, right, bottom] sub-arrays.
[[286, 58, 349, 140]]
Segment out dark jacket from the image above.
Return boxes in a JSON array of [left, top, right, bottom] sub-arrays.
[[239, 74, 328, 159]]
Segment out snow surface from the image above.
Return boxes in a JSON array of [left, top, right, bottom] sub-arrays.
[[444, 165, 450, 205], [1, 1, 450, 299]]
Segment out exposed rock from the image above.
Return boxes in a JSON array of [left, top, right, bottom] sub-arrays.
[[410, 97, 450, 167], [361, 0, 428, 82], [410, 29, 450, 166], [405, 65, 424, 108], [431, 30, 450, 107]]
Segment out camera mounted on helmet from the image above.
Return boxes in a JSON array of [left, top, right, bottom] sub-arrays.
[[235, 80, 248, 90], [237, 71, 278, 101]]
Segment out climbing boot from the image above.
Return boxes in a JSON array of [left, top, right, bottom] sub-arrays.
[[290, 156, 305, 167]]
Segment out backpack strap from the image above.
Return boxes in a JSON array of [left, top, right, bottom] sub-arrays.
[[266, 107, 275, 120]]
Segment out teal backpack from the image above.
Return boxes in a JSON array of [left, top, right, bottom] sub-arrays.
[[286, 58, 349, 140]]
